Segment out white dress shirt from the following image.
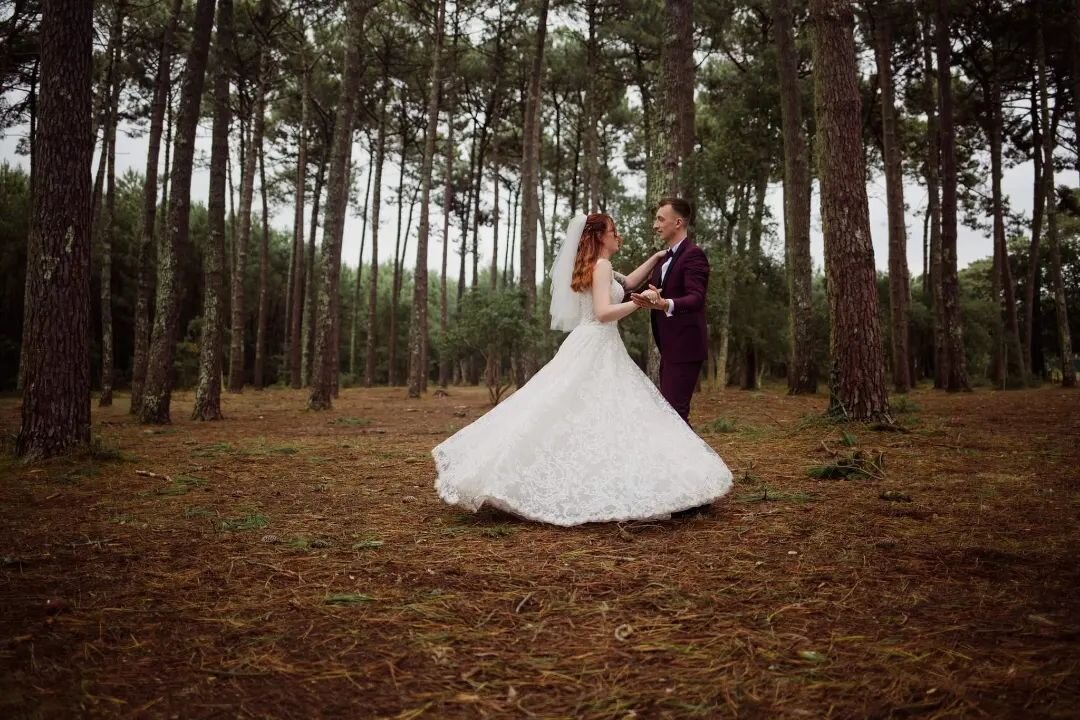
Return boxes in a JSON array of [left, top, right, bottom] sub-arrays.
[[660, 238, 686, 317]]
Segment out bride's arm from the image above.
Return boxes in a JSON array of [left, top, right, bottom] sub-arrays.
[[620, 249, 667, 291], [592, 259, 639, 323]]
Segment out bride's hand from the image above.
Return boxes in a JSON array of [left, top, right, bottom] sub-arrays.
[[652, 249, 668, 263]]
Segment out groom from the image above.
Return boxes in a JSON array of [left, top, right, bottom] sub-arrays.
[[631, 197, 709, 425]]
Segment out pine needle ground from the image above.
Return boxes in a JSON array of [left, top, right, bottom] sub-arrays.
[[1, 385, 1077, 718]]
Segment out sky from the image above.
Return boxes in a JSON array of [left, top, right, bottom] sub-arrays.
[[2, 108, 1076, 286]]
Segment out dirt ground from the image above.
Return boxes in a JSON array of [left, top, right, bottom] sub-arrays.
[[1, 383, 1078, 719]]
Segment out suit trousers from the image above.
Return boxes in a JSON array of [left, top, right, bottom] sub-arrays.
[[659, 357, 702, 425]]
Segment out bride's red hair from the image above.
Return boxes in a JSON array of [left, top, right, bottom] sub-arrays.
[[570, 213, 615, 292]]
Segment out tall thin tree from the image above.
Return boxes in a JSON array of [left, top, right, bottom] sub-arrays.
[[17, 0, 94, 458], [935, 0, 969, 391], [1036, 1, 1075, 387], [309, 0, 370, 409], [192, 0, 234, 421], [407, 0, 446, 398], [772, 0, 817, 395], [519, 0, 550, 378], [132, 0, 183, 413], [810, 0, 891, 421], [140, 0, 217, 424], [872, 5, 911, 393]]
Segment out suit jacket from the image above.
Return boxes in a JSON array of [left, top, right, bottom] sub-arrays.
[[649, 240, 709, 363]]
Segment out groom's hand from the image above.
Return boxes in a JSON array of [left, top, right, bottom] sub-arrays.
[[631, 284, 668, 311]]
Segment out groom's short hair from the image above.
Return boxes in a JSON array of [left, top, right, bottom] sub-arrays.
[[658, 196, 694, 226]]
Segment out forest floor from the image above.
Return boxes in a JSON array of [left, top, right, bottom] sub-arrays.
[[0, 383, 1078, 719]]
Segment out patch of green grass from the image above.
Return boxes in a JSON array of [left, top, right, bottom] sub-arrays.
[[889, 396, 920, 415], [840, 431, 857, 447], [148, 474, 209, 497], [109, 513, 137, 525], [287, 535, 311, 549], [333, 416, 373, 427], [220, 513, 269, 532], [324, 592, 374, 606], [352, 539, 384, 550], [479, 524, 519, 538], [806, 450, 885, 480], [184, 506, 213, 519], [306, 456, 329, 465], [191, 442, 236, 458], [702, 417, 739, 434], [90, 436, 131, 462], [734, 487, 814, 504]]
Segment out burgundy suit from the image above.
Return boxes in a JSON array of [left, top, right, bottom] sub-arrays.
[[649, 239, 709, 423]]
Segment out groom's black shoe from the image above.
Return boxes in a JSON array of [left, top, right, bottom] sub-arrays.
[[672, 503, 712, 519]]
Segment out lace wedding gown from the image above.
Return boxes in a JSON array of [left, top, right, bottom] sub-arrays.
[[433, 261, 733, 526]]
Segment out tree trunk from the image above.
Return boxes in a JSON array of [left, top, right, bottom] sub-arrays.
[[301, 157, 325, 386], [350, 151, 373, 379], [519, 0, 549, 377], [439, 28, 458, 388], [308, 0, 369, 410], [407, 0, 446, 398], [17, 0, 94, 458], [920, 14, 946, 387], [389, 126, 408, 386], [772, 0, 817, 395], [1036, 4, 1075, 387], [655, 0, 695, 200], [98, 3, 125, 408], [935, 0, 969, 392], [810, 0, 891, 421], [288, 68, 310, 388], [254, 113, 270, 389], [227, 1, 267, 392], [132, 0, 182, 413], [141, 0, 216, 424], [364, 66, 390, 387], [872, 8, 911, 393], [584, 2, 600, 213], [988, 71, 1026, 387], [192, 0, 234, 421]]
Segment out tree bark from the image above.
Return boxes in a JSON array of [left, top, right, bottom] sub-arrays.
[[192, 0, 234, 421], [772, 0, 817, 395], [141, 0, 217, 424], [132, 0, 182, 413], [364, 65, 390, 387], [407, 0, 446, 398], [519, 0, 550, 378], [935, 0, 969, 392], [301, 157, 325, 386], [308, 0, 369, 410], [98, 2, 125, 408], [288, 67, 310, 388], [350, 150, 373, 379], [254, 113, 270, 389], [810, 0, 891, 421], [920, 14, 945, 387], [872, 8, 911, 393], [439, 21, 458, 388], [584, 2, 600, 213], [656, 0, 695, 200], [988, 70, 1026, 387], [1036, 3, 1075, 387], [227, 0, 268, 393], [17, 0, 94, 458]]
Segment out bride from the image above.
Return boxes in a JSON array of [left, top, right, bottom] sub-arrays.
[[432, 213, 732, 526]]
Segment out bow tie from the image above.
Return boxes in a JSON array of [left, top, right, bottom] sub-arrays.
[[665, 248, 675, 260]]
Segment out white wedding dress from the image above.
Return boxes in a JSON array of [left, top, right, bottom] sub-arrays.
[[432, 261, 733, 526]]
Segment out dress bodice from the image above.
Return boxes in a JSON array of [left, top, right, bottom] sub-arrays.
[[577, 264, 624, 327]]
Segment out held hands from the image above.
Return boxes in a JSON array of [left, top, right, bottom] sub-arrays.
[[631, 284, 668, 312]]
